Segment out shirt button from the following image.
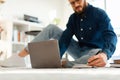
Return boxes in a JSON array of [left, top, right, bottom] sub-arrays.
[[81, 37, 84, 40], [81, 19, 83, 21], [89, 27, 92, 30], [80, 28, 83, 31]]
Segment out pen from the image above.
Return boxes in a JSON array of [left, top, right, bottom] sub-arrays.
[[96, 50, 102, 55]]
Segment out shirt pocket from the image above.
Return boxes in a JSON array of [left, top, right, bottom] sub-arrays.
[[83, 26, 97, 41]]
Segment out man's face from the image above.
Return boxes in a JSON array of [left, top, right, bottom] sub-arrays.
[[69, 0, 87, 14]]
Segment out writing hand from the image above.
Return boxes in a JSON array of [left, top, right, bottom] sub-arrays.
[[87, 52, 107, 67]]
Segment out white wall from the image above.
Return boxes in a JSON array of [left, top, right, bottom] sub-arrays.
[[106, 0, 120, 57], [0, 0, 63, 27], [61, 0, 74, 30]]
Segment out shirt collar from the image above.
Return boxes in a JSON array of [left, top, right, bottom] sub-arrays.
[[76, 4, 92, 18]]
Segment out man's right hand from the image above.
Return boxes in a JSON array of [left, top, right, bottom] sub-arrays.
[[87, 52, 107, 67]]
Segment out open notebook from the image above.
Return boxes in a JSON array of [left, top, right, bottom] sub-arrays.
[[72, 64, 92, 68]]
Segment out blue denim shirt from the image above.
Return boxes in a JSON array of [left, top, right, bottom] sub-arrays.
[[59, 4, 117, 59]]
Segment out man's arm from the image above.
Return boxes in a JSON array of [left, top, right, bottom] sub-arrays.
[[88, 9, 117, 67], [59, 14, 75, 58], [59, 27, 74, 57], [96, 9, 117, 59]]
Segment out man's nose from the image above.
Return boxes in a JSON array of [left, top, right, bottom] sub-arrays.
[[74, 2, 79, 7]]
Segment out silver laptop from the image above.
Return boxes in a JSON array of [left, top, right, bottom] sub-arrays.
[[28, 40, 61, 68]]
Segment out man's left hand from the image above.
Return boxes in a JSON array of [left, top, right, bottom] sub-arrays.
[[87, 52, 107, 67]]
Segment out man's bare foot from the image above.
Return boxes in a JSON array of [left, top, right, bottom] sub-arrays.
[[0, 27, 3, 32], [61, 58, 68, 68], [18, 48, 28, 57]]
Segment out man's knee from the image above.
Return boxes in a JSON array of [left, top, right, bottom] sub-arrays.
[[47, 24, 58, 29], [46, 24, 62, 32]]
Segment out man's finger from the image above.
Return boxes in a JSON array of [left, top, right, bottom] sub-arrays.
[[88, 55, 100, 63], [88, 57, 101, 66]]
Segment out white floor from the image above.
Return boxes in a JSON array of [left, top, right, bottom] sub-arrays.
[[0, 68, 120, 80]]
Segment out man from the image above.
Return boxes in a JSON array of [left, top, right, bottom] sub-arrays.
[[19, 0, 117, 67]]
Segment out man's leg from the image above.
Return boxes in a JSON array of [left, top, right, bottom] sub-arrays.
[[30, 24, 63, 42], [19, 24, 63, 57], [65, 39, 102, 67], [66, 39, 91, 59]]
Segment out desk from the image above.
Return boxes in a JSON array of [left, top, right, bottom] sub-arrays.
[[0, 68, 120, 80]]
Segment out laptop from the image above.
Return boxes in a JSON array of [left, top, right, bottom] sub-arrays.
[[28, 40, 61, 68]]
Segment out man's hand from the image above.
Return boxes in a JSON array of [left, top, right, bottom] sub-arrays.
[[87, 52, 107, 67]]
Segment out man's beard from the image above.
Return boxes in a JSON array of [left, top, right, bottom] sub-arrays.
[[75, 8, 84, 15], [75, 1, 87, 15]]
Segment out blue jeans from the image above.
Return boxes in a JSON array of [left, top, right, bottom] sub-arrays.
[[27, 24, 101, 67]]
